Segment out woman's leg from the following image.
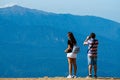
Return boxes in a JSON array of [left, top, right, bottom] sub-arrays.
[[68, 58, 72, 75], [73, 58, 77, 76]]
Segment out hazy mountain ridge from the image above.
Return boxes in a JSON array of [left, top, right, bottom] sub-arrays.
[[0, 5, 120, 77], [0, 5, 120, 41]]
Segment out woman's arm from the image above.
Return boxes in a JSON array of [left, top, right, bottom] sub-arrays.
[[66, 45, 71, 50], [64, 44, 72, 53]]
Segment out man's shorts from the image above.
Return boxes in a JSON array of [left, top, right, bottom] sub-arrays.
[[88, 55, 97, 65]]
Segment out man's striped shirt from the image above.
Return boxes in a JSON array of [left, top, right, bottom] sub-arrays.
[[87, 38, 98, 56]]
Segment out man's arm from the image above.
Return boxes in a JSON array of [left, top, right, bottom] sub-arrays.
[[83, 36, 90, 45]]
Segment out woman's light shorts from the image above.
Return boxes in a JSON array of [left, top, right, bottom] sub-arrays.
[[67, 52, 77, 58]]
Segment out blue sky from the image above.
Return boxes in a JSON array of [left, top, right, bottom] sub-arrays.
[[0, 0, 120, 23]]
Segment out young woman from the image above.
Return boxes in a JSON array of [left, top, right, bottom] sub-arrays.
[[65, 32, 77, 78]]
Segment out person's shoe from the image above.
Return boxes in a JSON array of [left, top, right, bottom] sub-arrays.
[[94, 75, 97, 78], [67, 75, 72, 78], [72, 75, 77, 78], [86, 75, 92, 78]]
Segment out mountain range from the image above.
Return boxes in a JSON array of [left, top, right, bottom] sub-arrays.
[[0, 5, 120, 77]]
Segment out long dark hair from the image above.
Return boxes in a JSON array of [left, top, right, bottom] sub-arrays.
[[68, 32, 76, 45]]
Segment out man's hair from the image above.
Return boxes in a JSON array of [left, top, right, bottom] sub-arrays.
[[90, 33, 96, 39]]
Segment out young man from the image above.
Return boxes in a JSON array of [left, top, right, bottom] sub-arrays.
[[83, 33, 98, 78]]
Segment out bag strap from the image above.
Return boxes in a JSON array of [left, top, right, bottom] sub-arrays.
[[87, 39, 96, 53]]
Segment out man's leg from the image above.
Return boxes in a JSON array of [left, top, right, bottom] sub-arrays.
[[88, 56, 92, 77], [88, 65, 92, 76], [94, 65, 97, 75], [93, 56, 97, 78]]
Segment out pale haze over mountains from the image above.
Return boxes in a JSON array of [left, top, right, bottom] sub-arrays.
[[0, 5, 120, 77]]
